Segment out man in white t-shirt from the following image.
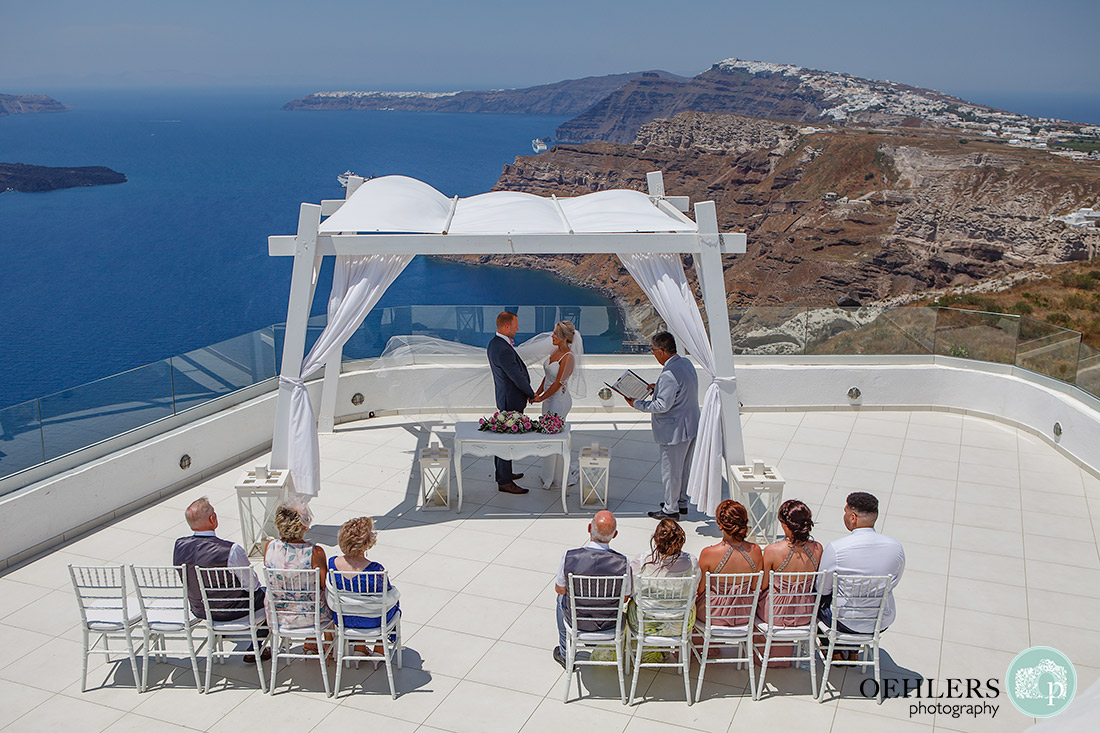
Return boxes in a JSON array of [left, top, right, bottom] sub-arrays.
[[818, 491, 905, 634]]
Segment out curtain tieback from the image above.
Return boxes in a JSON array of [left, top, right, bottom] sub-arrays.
[[279, 375, 306, 390]]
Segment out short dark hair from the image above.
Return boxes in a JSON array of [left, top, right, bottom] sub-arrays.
[[846, 492, 879, 516], [651, 331, 677, 354], [496, 311, 517, 329]]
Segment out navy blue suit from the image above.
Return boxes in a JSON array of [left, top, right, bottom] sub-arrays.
[[487, 334, 535, 484]]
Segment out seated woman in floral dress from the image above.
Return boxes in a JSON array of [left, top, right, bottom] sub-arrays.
[[263, 504, 329, 651]]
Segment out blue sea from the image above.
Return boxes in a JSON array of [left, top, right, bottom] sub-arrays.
[[0, 88, 589, 409], [3, 88, 1099, 412]]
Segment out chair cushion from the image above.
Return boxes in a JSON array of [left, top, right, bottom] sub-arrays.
[[755, 622, 813, 639], [575, 630, 618, 642], [637, 633, 685, 645], [85, 599, 141, 630], [695, 622, 751, 638]]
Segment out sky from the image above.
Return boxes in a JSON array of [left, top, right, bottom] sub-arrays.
[[1, 0, 1098, 97]]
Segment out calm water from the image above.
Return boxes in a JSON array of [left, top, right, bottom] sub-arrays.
[[3, 87, 1097, 410], [0, 88, 587, 408], [949, 90, 1100, 126]]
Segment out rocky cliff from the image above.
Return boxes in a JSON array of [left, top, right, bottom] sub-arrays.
[[0, 94, 65, 116], [554, 58, 1098, 145], [0, 163, 126, 192], [283, 71, 690, 117], [487, 112, 1100, 309]]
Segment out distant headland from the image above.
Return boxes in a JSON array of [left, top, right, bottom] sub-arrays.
[[0, 163, 126, 193], [0, 93, 66, 116]]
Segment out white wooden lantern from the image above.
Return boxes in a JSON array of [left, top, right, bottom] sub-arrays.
[[731, 459, 785, 544], [235, 465, 293, 558], [578, 442, 611, 508], [419, 441, 451, 510]]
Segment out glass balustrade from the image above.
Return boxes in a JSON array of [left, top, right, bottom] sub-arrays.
[[5, 304, 1100, 485], [934, 307, 1020, 363], [0, 400, 45, 478], [1015, 317, 1082, 383]]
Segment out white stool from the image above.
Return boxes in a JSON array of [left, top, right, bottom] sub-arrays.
[[236, 466, 292, 558], [577, 442, 611, 509], [419, 442, 451, 511], [730, 460, 785, 544]]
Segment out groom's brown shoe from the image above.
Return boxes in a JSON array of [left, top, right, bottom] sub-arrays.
[[498, 482, 529, 494], [511, 473, 524, 480]]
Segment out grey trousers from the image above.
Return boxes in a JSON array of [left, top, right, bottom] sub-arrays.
[[659, 438, 695, 513]]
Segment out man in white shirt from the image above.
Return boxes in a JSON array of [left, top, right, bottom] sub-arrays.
[[818, 492, 905, 634]]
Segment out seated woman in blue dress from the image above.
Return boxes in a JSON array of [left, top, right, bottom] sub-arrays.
[[328, 516, 400, 653]]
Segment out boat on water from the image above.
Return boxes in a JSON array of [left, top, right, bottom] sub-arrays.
[[531, 138, 548, 153], [338, 170, 371, 187]]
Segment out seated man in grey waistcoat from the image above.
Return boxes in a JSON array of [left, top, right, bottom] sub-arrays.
[[552, 510, 632, 668], [173, 497, 268, 659]]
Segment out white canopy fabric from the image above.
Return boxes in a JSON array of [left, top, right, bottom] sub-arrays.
[[319, 175, 696, 235], [618, 253, 728, 516]]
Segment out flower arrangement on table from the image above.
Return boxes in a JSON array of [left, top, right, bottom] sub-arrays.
[[536, 412, 565, 434], [477, 411, 565, 434], [478, 411, 536, 433]]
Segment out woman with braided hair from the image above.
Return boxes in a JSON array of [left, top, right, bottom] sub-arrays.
[[695, 499, 763, 628], [755, 499, 823, 667]]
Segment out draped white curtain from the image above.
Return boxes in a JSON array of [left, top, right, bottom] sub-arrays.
[[277, 253, 413, 499], [616, 252, 729, 516]]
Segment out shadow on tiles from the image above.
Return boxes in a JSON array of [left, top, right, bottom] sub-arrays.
[[85, 659, 141, 692], [328, 647, 435, 700], [692, 521, 722, 539], [136, 660, 204, 694], [818, 648, 927, 704], [569, 664, 658, 704]]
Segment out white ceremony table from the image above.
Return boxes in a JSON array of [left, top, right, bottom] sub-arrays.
[[452, 421, 572, 513]]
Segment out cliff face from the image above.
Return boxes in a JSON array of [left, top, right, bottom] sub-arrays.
[[0, 94, 65, 116], [282, 71, 690, 116], [0, 163, 126, 192], [553, 58, 1098, 146], [555, 68, 823, 144], [492, 112, 1100, 308]]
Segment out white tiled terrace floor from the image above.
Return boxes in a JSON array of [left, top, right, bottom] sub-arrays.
[[2, 408, 1099, 733]]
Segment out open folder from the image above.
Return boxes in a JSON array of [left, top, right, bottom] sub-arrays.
[[605, 369, 652, 401]]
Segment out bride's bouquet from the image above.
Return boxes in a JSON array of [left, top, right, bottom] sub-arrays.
[[536, 413, 565, 434], [478, 411, 536, 434]]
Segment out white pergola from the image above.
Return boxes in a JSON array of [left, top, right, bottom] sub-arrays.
[[267, 171, 747, 511]]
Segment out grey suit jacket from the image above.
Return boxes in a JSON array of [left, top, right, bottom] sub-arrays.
[[633, 353, 700, 445]]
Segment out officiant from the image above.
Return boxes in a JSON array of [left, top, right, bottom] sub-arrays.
[[625, 331, 700, 520]]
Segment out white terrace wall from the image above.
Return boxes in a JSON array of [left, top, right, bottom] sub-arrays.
[[3, 358, 1098, 568]]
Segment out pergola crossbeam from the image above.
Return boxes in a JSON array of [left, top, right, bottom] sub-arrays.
[[268, 232, 745, 257]]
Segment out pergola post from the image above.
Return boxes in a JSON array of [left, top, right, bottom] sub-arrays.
[[693, 200, 747, 468], [271, 203, 322, 468], [316, 178, 365, 434], [317, 353, 342, 433]]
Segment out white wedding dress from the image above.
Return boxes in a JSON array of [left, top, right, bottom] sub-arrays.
[[539, 357, 574, 490]]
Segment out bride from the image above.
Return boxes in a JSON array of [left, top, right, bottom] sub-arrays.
[[533, 320, 579, 490]]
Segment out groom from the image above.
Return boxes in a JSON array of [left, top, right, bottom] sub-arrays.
[[487, 311, 535, 494]]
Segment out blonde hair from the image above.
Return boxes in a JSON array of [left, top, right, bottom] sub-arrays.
[[274, 504, 307, 542], [338, 516, 377, 557], [554, 320, 576, 346]]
